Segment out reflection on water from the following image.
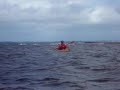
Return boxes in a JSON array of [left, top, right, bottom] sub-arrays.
[[0, 42, 120, 90]]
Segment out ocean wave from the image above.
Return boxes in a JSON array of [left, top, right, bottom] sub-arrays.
[[0, 42, 120, 90]]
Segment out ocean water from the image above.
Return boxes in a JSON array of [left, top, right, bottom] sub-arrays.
[[0, 42, 120, 90]]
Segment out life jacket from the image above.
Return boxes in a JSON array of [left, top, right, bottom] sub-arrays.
[[58, 44, 67, 50]]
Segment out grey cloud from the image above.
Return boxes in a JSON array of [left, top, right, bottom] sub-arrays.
[[0, 0, 120, 41], [0, 0, 120, 24]]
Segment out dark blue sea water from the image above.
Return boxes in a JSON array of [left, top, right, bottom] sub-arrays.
[[0, 42, 120, 90]]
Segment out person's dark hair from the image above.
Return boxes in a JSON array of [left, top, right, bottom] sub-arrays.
[[61, 40, 64, 44]]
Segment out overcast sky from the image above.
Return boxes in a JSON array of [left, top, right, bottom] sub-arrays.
[[0, 0, 120, 41]]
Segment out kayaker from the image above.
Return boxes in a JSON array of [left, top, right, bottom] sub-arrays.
[[57, 41, 70, 51]]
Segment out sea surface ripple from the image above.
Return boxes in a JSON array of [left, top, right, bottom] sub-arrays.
[[0, 42, 120, 90]]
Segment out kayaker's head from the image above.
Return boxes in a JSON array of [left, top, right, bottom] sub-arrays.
[[61, 40, 64, 44]]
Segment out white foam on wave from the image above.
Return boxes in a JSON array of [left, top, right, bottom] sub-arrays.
[[33, 43, 39, 46], [19, 43, 26, 45], [50, 43, 59, 45]]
